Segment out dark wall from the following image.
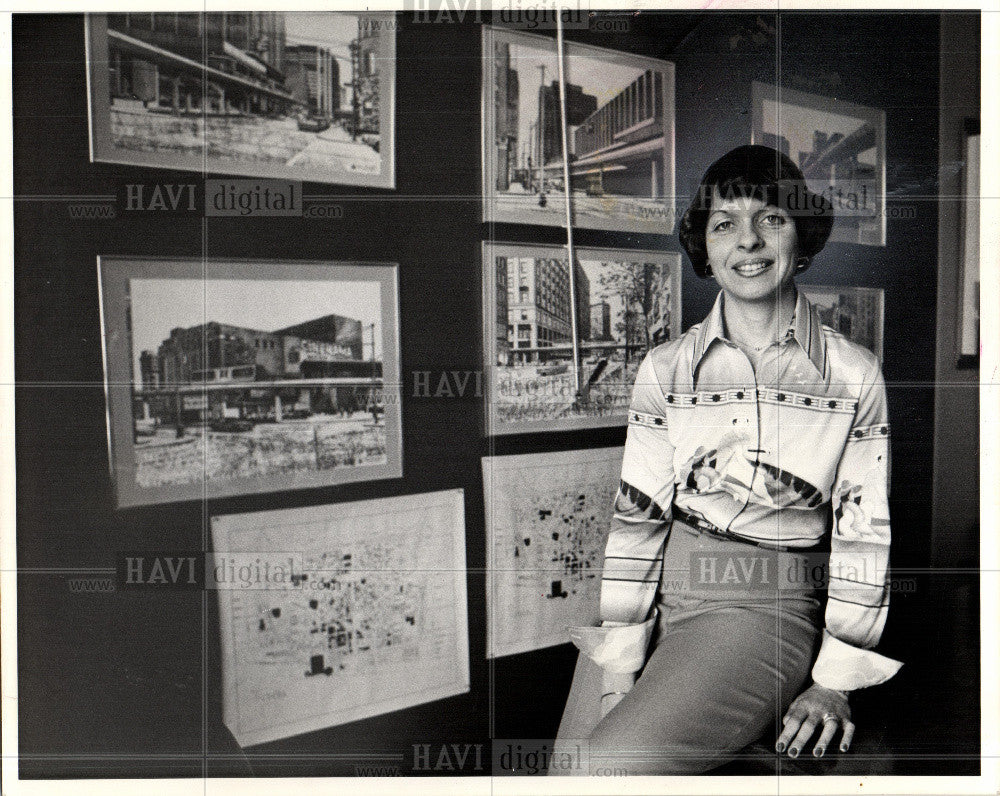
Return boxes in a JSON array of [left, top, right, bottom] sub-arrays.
[[932, 12, 980, 568], [13, 11, 970, 779]]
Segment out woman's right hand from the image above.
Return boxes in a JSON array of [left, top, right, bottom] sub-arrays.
[[776, 682, 853, 758]]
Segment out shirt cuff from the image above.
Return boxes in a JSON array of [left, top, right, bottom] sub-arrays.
[[811, 630, 903, 691], [568, 616, 657, 674]]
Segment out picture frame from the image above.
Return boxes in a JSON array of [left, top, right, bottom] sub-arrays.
[[98, 256, 402, 507], [482, 27, 675, 234], [484, 241, 682, 436], [212, 489, 469, 746], [85, 12, 395, 188], [957, 117, 980, 369], [751, 81, 886, 247], [799, 284, 885, 363], [483, 447, 623, 658]]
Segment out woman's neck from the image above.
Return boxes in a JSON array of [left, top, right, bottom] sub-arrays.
[[722, 288, 797, 352]]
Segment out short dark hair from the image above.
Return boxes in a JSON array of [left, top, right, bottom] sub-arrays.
[[678, 145, 834, 278]]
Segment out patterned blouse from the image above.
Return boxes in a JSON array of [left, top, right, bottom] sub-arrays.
[[569, 289, 903, 708]]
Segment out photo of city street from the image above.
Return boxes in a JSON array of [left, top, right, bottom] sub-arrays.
[[88, 12, 393, 186], [486, 30, 674, 233], [489, 244, 681, 433], [122, 273, 393, 495]]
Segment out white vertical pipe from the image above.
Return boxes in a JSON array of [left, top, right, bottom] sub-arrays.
[[555, 16, 581, 397]]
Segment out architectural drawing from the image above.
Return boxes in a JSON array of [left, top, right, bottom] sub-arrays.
[[483, 448, 623, 657], [212, 490, 468, 746]]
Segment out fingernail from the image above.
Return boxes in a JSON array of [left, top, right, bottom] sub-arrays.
[[840, 743, 849, 752], [789, 748, 799, 758], [814, 747, 825, 758], [775, 743, 785, 753]]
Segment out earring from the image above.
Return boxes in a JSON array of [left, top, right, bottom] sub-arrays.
[[705, 263, 714, 279], [795, 256, 810, 273]]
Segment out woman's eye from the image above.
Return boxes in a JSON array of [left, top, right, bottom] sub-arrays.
[[712, 220, 733, 232], [760, 213, 787, 227]]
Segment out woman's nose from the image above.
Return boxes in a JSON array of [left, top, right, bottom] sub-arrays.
[[737, 222, 763, 250]]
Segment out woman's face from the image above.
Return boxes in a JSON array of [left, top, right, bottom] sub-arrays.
[[704, 187, 799, 305]]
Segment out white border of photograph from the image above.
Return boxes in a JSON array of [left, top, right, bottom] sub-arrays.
[[85, 12, 395, 188], [98, 256, 402, 507], [751, 81, 886, 247], [482, 26, 675, 234], [212, 489, 469, 746], [483, 241, 682, 436], [799, 284, 885, 363], [483, 447, 623, 658]]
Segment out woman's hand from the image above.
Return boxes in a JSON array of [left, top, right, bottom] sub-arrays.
[[776, 683, 853, 758]]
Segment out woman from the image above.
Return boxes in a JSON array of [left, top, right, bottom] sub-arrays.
[[552, 145, 902, 775]]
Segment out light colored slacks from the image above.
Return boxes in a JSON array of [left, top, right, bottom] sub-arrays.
[[551, 521, 823, 775]]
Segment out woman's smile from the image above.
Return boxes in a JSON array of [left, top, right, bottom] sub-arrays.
[[731, 257, 773, 277]]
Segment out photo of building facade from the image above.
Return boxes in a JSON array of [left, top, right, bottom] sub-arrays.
[[504, 256, 590, 363], [493, 43, 519, 191], [137, 314, 378, 427], [285, 44, 340, 120], [802, 286, 884, 360], [106, 12, 297, 117], [572, 69, 668, 198], [539, 80, 597, 166], [590, 301, 611, 341]]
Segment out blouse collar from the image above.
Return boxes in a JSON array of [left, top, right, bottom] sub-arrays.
[[692, 288, 828, 379]]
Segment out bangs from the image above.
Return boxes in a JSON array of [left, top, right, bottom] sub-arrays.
[[709, 175, 783, 210]]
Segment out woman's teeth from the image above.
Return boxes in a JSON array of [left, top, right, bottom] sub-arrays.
[[734, 260, 771, 276]]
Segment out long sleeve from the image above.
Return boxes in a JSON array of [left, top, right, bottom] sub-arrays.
[[811, 355, 903, 691], [568, 352, 676, 715]]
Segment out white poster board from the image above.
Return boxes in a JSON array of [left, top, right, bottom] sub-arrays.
[[212, 490, 468, 746], [483, 447, 623, 658]]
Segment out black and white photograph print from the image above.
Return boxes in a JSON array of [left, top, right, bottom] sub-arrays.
[[483, 27, 675, 233], [86, 12, 395, 187], [98, 257, 402, 507], [485, 242, 681, 435], [800, 285, 885, 362], [6, 7, 992, 790], [752, 81, 886, 246]]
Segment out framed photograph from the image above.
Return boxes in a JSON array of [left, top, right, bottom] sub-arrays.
[[483, 448, 623, 658], [957, 118, 980, 368], [484, 241, 682, 436], [98, 256, 402, 507], [86, 12, 395, 188], [800, 285, 885, 362], [483, 27, 675, 233], [212, 489, 469, 746], [751, 81, 886, 247]]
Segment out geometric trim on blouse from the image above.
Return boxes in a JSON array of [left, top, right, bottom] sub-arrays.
[[630, 388, 860, 421], [629, 410, 670, 428], [846, 423, 891, 441]]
